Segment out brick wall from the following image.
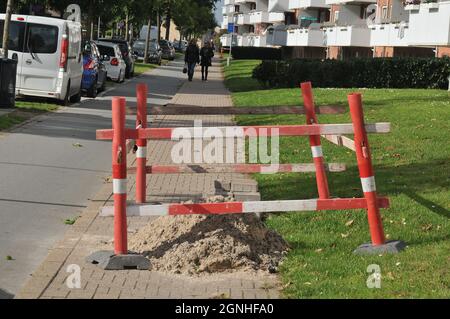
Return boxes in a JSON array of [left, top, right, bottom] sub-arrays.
[[374, 46, 394, 58], [437, 46, 450, 58]]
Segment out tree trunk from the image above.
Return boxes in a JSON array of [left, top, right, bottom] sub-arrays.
[[165, 6, 171, 41], [2, 0, 14, 58], [157, 12, 161, 42], [87, 1, 94, 41], [143, 17, 152, 64], [125, 11, 129, 42]]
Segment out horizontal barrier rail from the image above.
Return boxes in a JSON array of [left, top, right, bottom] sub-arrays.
[[127, 163, 347, 174], [322, 134, 356, 152], [125, 105, 346, 116], [100, 197, 390, 217], [97, 123, 391, 141]]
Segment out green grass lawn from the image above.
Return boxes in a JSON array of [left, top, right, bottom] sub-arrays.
[[224, 59, 450, 298], [0, 101, 58, 131], [134, 62, 159, 76]]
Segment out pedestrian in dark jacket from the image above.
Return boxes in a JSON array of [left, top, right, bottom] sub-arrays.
[[184, 39, 200, 81], [200, 41, 214, 81]]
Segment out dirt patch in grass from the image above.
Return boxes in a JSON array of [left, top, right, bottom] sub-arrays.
[[129, 214, 289, 275]]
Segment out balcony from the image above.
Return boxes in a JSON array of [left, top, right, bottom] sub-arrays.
[[248, 34, 268, 47], [324, 25, 372, 46], [325, 0, 376, 5], [268, 0, 291, 11], [266, 25, 288, 46], [224, 0, 235, 5], [236, 13, 252, 25], [286, 26, 326, 46], [220, 35, 232, 47], [237, 35, 250, 46], [224, 5, 237, 15], [249, 11, 270, 24], [289, 0, 330, 8], [407, 1, 450, 45], [268, 12, 286, 23], [370, 23, 409, 47]]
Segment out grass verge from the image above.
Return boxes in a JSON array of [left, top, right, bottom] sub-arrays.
[[0, 100, 58, 131], [224, 59, 450, 298]]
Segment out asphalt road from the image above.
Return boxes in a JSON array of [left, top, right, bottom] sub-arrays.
[[0, 60, 185, 298]]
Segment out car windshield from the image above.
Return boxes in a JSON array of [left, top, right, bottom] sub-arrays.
[[133, 41, 145, 50], [97, 45, 115, 57]]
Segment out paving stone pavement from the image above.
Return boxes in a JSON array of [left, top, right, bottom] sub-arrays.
[[15, 59, 282, 299]]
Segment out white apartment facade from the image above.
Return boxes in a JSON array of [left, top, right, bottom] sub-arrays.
[[220, 0, 450, 58]]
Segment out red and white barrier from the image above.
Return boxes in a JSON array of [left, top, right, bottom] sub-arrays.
[[127, 163, 346, 174], [135, 84, 148, 204], [97, 83, 394, 255], [97, 123, 390, 141], [100, 197, 390, 217], [301, 82, 330, 199], [349, 93, 386, 246], [111, 97, 128, 255]]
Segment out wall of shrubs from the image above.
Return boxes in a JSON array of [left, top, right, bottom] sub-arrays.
[[252, 58, 450, 89]]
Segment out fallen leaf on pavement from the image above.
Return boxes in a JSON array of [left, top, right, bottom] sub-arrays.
[[72, 143, 83, 148]]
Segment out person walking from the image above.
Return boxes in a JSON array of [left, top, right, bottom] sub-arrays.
[[184, 39, 200, 82], [200, 41, 214, 82]]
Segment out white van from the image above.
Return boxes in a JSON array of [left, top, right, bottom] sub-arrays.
[[0, 14, 83, 104]]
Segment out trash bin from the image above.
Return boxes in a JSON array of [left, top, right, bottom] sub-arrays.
[[0, 58, 17, 108]]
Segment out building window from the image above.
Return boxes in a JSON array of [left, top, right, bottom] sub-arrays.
[[382, 6, 388, 20], [334, 10, 339, 23], [250, 3, 256, 10]]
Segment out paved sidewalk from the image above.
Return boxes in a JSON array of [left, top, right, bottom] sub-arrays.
[[16, 60, 281, 299]]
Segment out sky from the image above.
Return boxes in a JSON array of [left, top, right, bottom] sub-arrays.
[[215, 0, 223, 25]]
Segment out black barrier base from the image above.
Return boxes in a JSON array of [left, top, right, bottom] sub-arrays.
[[86, 250, 150, 270], [353, 240, 407, 255]]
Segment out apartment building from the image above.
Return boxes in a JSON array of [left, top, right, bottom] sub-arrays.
[[220, 0, 450, 59]]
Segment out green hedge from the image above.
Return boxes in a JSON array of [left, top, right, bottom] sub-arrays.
[[252, 58, 450, 89]]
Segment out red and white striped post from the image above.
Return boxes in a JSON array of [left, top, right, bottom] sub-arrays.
[[136, 84, 148, 204], [112, 97, 128, 255], [301, 82, 330, 199], [348, 93, 385, 246]]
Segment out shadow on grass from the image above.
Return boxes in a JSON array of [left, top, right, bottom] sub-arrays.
[[257, 159, 450, 218]]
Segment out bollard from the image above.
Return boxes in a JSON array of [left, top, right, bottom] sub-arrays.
[[112, 97, 128, 255], [136, 84, 148, 204], [301, 82, 330, 199], [86, 96, 150, 270], [348, 93, 385, 246]]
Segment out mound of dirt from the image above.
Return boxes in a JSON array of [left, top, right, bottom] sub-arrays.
[[128, 214, 289, 275]]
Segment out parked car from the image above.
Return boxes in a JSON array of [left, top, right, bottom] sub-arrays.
[[98, 38, 135, 78], [173, 40, 187, 53], [0, 14, 83, 105], [95, 41, 126, 83], [159, 39, 175, 60], [81, 41, 107, 98], [132, 39, 162, 65]]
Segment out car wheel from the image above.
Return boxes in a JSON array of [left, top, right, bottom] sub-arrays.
[[60, 82, 71, 106], [87, 78, 98, 98], [70, 89, 82, 103], [100, 74, 107, 91]]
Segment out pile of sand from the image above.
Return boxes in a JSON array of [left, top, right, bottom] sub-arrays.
[[128, 214, 289, 275]]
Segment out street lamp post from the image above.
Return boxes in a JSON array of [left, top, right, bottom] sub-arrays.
[[226, 13, 238, 67]]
